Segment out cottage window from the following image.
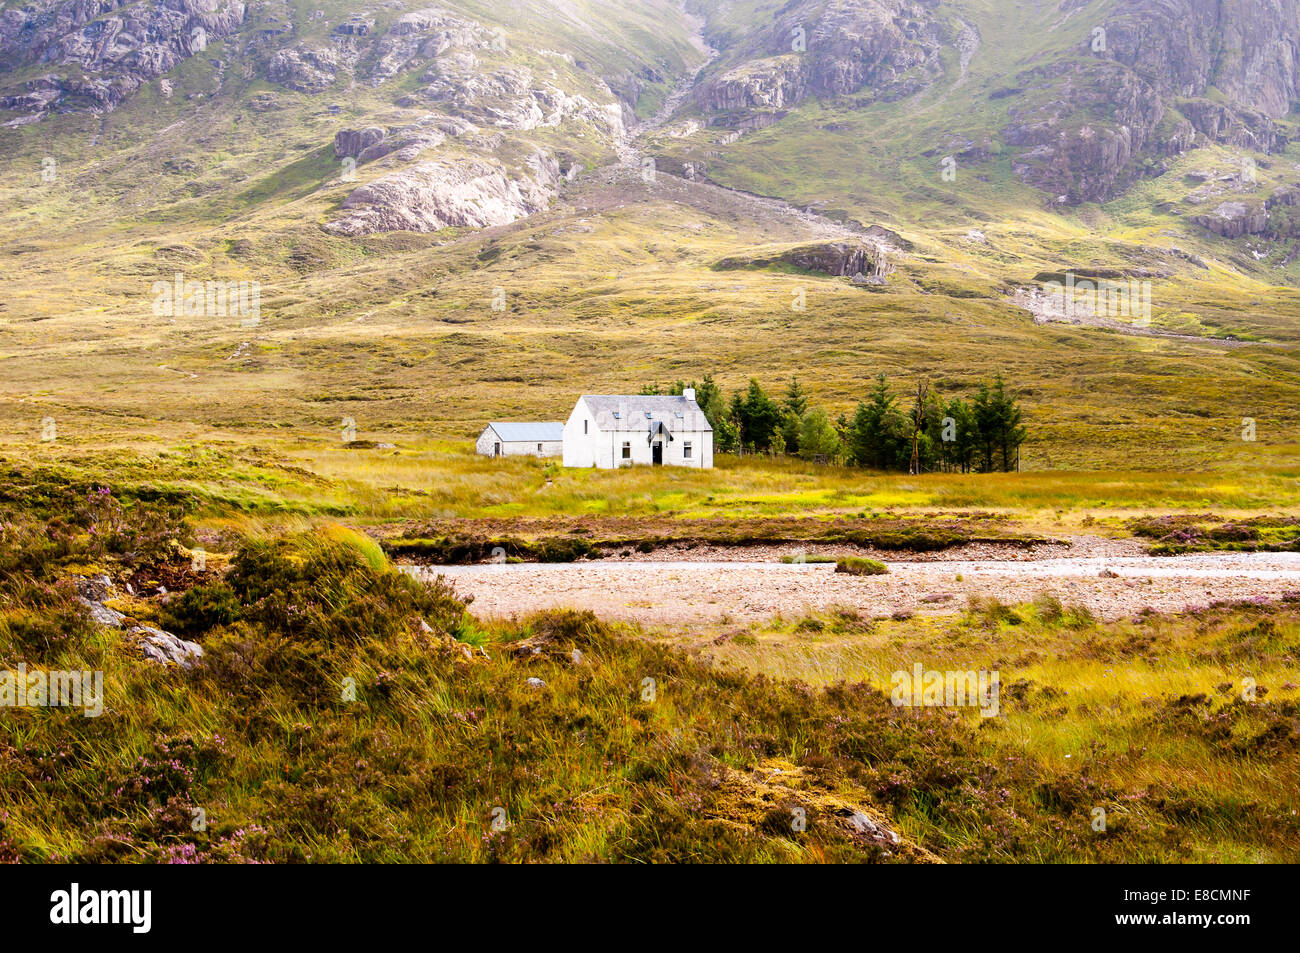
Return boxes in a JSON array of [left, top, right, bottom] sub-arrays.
[[684, 442, 692, 459], [621, 442, 631, 460], [537, 443, 543, 452], [583, 420, 588, 434]]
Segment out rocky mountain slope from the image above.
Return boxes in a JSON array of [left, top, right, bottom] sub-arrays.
[[1006, 0, 1300, 202], [0, 0, 248, 119], [3, 0, 1300, 327], [652, 0, 1300, 207], [3, 0, 1300, 249], [0, 0, 701, 234]]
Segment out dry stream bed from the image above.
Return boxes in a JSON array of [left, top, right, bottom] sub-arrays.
[[401, 537, 1300, 625]]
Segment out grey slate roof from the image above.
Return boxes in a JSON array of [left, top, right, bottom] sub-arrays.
[[579, 395, 713, 433], [488, 421, 564, 442]]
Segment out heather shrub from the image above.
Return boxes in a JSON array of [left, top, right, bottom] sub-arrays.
[[160, 581, 243, 638], [226, 532, 463, 646]]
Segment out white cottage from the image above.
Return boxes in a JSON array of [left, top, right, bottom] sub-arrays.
[[563, 390, 714, 468], [476, 421, 564, 458]]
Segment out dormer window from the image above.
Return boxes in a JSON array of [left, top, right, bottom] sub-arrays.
[[613, 412, 620, 419], [645, 411, 652, 418]]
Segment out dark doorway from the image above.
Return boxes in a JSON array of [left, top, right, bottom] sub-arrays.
[[652, 442, 663, 465]]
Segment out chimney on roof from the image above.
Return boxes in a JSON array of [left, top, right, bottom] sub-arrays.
[[683, 387, 696, 402]]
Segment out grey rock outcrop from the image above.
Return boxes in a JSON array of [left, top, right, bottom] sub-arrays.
[[268, 46, 349, 93], [0, 0, 247, 120], [715, 239, 891, 277], [1192, 201, 1269, 238], [0, 0, 625, 243], [325, 151, 561, 235], [75, 574, 127, 628], [1268, 185, 1300, 208], [84, 600, 127, 629], [131, 625, 204, 669], [370, 5, 485, 83], [73, 574, 202, 669], [1102, 0, 1300, 122], [695, 0, 949, 122], [419, 56, 624, 137], [334, 126, 388, 159]]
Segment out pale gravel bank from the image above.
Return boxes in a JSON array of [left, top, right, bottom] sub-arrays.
[[401, 542, 1300, 626]]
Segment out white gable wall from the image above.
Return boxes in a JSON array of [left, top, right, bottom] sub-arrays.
[[475, 426, 500, 457], [563, 402, 598, 467]]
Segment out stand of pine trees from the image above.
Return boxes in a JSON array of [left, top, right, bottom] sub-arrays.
[[640, 374, 1027, 473]]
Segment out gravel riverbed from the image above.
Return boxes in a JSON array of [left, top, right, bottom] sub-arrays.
[[401, 540, 1300, 626]]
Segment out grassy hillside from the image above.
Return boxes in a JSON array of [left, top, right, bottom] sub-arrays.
[[3, 497, 1296, 863], [0, 1, 1295, 485], [2, 0, 1299, 870], [1, 169, 1297, 477]]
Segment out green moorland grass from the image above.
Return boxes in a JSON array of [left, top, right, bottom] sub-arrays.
[[1, 436, 1299, 562], [3, 495, 1298, 863], [671, 594, 1300, 862], [0, 3, 1297, 499], [3, 438, 1300, 548], [834, 557, 889, 576], [2, 85, 1298, 483]]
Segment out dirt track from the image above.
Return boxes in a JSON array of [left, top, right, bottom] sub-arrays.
[[403, 545, 1300, 626]]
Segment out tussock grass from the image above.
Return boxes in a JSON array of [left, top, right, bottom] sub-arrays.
[[835, 557, 889, 576], [3, 486, 1299, 862], [682, 595, 1300, 862], [5, 445, 1299, 537]]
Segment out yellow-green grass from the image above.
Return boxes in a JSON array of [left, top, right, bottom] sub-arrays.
[[5, 432, 1300, 539], [4, 430, 1300, 542], [2, 100, 1298, 482], [664, 596, 1300, 861], [1, 2, 1297, 505], [6, 504, 1297, 863]]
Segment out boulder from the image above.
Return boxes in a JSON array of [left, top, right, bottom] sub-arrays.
[[75, 574, 127, 628], [130, 626, 203, 670], [1192, 201, 1269, 238], [334, 126, 387, 159], [83, 600, 126, 629]]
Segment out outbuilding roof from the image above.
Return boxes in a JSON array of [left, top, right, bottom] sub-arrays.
[[487, 421, 564, 442]]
